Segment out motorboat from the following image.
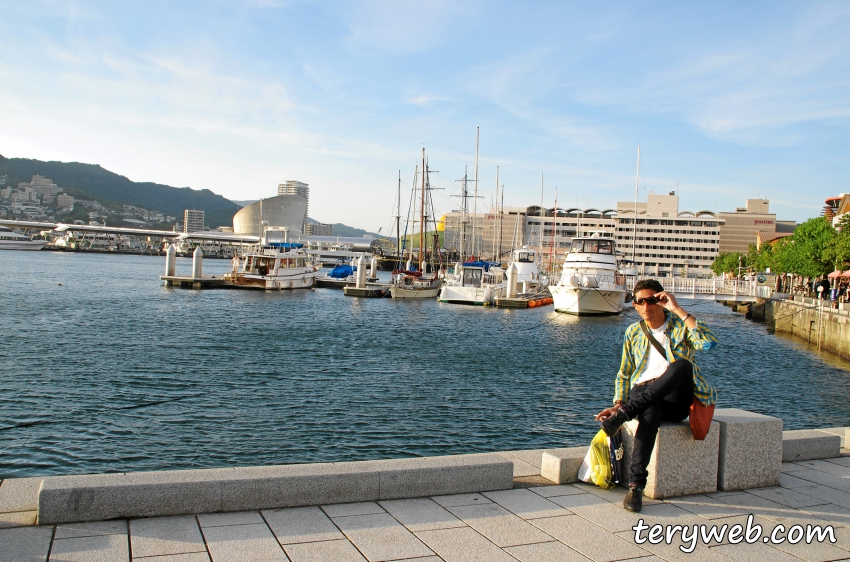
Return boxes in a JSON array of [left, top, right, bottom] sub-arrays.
[[548, 232, 626, 315], [506, 246, 548, 294], [224, 228, 320, 290], [438, 261, 506, 305], [0, 225, 47, 250]]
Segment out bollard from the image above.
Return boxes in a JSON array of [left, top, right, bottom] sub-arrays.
[[165, 244, 176, 277], [192, 246, 203, 279], [370, 255, 377, 279], [506, 263, 518, 298], [356, 254, 367, 288]]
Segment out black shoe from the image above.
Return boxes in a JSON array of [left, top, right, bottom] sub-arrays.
[[601, 407, 628, 436], [623, 485, 643, 512]]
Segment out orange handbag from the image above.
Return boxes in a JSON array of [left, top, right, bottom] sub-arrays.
[[689, 397, 715, 440]]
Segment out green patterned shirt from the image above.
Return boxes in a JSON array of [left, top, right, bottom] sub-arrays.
[[614, 314, 718, 406]]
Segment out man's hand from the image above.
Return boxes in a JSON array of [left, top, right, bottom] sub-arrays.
[[595, 406, 619, 421], [655, 291, 682, 314]]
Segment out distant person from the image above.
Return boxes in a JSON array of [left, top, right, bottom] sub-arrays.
[[231, 255, 240, 272], [595, 279, 718, 513]]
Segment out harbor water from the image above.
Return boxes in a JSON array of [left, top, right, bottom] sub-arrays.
[[2, 251, 849, 479]]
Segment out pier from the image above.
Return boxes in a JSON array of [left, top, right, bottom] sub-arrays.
[[627, 276, 765, 302]]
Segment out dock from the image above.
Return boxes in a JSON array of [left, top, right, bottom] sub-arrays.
[[160, 275, 225, 289], [343, 283, 389, 298]]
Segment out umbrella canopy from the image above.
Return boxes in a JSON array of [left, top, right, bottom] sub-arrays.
[[842, 270, 850, 278], [828, 270, 843, 278]]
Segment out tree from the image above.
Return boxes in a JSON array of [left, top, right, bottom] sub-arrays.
[[779, 217, 835, 278], [711, 252, 744, 276], [825, 214, 850, 271]]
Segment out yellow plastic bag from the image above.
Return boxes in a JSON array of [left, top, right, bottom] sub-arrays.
[[577, 429, 615, 489]]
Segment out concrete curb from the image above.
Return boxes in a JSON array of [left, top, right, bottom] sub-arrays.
[[37, 453, 513, 525]]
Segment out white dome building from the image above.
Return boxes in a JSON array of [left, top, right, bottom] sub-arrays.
[[232, 195, 307, 236]]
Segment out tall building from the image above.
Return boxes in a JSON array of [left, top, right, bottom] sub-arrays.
[[614, 192, 723, 277], [183, 209, 205, 233], [278, 181, 309, 223], [718, 199, 779, 254], [305, 223, 333, 236]]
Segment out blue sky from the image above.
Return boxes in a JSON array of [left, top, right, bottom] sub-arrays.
[[1, 1, 848, 231]]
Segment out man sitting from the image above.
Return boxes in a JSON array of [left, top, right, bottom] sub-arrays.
[[595, 279, 718, 512]]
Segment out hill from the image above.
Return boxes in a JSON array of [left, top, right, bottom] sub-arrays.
[[0, 155, 239, 228]]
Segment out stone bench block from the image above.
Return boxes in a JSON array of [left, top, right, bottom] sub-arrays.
[[621, 420, 720, 500], [541, 447, 587, 484], [38, 453, 514, 524], [220, 462, 381, 512], [782, 430, 841, 462], [714, 408, 782, 491], [38, 468, 222, 525], [376, 454, 513, 500]]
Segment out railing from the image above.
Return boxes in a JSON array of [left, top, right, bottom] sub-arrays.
[[625, 276, 761, 298]]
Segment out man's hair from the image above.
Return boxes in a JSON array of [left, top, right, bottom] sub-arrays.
[[633, 279, 664, 294]]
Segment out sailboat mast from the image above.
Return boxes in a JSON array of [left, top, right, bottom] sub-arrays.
[[550, 188, 557, 275], [473, 125, 479, 259], [419, 148, 426, 271], [461, 167, 468, 262], [396, 170, 401, 267], [538, 174, 543, 254], [499, 185, 504, 262], [493, 165, 499, 261], [634, 145, 640, 263]]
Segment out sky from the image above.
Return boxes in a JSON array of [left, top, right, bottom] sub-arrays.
[[1, 1, 848, 232]]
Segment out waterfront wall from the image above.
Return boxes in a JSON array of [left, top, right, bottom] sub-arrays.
[[767, 298, 850, 360]]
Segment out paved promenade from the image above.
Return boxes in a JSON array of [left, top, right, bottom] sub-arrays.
[[1, 450, 849, 562]]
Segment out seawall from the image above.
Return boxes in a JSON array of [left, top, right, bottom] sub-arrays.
[[767, 297, 850, 360]]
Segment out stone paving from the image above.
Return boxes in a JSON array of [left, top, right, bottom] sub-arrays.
[[1, 451, 849, 561]]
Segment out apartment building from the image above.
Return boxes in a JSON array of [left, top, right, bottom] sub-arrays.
[[183, 209, 205, 233]]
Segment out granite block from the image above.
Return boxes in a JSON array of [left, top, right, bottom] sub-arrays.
[[714, 408, 782, 491], [0, 477, 42, 513], [55, 519, 127, 539], [38, 469, 222, 524], [197, 510, 264, 527], [0, 510, 36, 528], [495, 453, 539, 477], [621, 419, 720, 499], [782, 429, 841, 462], [540, 446, 587, 484], [322, 501, 385, 518], [527, 484, 588, 498], [376, 454, 514, 499], [504, 541, 589, 562], [219, 462, 380, 511], [430, 493, 493, 508], [530, 514, 651, 562], [504, 449, 547, 469]]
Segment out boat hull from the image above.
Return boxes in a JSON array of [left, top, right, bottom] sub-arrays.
[[549, 285, 626, 315], [224, 270, 319, 290], [437, 284, 506, 306], [390, 286, 441, 299], [0, 240, 47, 250]]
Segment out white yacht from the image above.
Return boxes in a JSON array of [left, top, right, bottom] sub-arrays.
[[548, 233, 626, 315], [0, 225, 47, 250], [389, 268, 442, 299], [438, 261, 506, 306], [507, 247, 548, 293], [224, 228, 320, 290]]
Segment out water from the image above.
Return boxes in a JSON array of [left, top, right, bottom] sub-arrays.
[[2, 251, 849, 479]]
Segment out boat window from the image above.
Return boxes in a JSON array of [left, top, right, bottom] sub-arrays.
[[598, 240, 613, 254], [583, 240, 599, 253], [517, 252, 533, 263], [570, 240, 583, 252], [462, 268, 482, 287]]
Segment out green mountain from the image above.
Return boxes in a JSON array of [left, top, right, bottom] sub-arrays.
[[0, 155, 239, 227]]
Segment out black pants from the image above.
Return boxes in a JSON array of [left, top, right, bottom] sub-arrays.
[[624, 358, 694, 488]]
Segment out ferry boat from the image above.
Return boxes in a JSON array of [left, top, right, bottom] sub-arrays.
[[224, 228, 320, 290], [438, 261, 506, 305], [0, 225, 47, 250], [548, 233, 627, 315]]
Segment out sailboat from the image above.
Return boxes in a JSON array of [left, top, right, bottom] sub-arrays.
[[390, 148, 443, 299]]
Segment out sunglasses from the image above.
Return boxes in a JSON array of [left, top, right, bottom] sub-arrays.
[[633, 296, 663, 306]]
